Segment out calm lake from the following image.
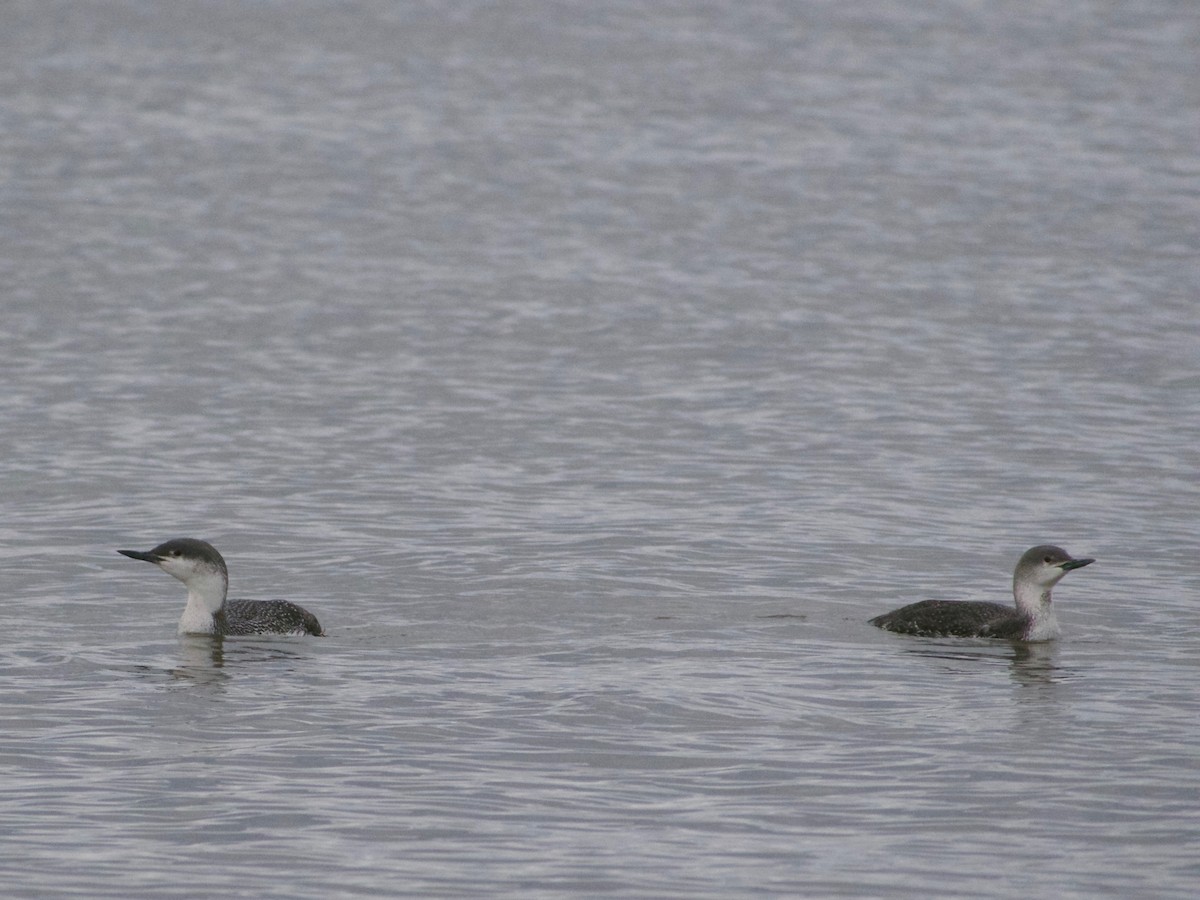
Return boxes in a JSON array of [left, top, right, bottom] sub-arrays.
[[1, 1, 1198, 896]]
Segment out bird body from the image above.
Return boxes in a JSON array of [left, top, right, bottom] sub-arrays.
[[119, 538, 323, 637], [870, 545, 1093, 641]]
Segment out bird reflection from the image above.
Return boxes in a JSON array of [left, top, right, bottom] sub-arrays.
[[898, 638, 1067, 686]]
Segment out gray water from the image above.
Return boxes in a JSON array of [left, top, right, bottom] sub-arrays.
[[2, 1, 1199, 896]]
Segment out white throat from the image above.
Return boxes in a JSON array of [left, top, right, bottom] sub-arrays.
[[1013, 581, 1061, 641], [176, 569, 228, 635]]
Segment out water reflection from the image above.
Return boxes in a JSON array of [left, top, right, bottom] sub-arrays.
[[1006, 641, 1063, 687], [159, 635, 320, 685], [899, 638, 1067, 686], [168, 635, 228, 686]]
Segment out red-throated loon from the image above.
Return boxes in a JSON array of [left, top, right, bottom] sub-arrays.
[[118, 538, 324, 636], [869, 545, 1094, 641]]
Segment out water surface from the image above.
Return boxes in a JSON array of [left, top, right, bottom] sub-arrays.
[[1, 1, 1198, 896]]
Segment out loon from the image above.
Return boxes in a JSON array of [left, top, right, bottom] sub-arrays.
[[869, 545, 1094, 641], [118, 538, 324, 637]]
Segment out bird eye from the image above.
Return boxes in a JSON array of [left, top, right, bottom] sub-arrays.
[[1043, 556, 1053, 563]]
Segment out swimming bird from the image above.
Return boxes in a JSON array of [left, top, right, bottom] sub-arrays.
[[118, 538, 324, 636], [869, 545, 1094, 641]]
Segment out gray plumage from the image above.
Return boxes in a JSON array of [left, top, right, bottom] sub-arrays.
[[870, 600, 1027, 639], [217, 598, 324, 637], [118, 538, 324, 637], [870, 545, 1094, 641]]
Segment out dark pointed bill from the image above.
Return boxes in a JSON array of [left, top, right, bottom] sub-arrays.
[[1060, 557, 1095, 571], [118, 549, 159, 563]]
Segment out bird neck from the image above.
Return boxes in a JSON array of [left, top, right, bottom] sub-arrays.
[[178, 570, 228, 635], [1013, 580, 1060, 641]]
